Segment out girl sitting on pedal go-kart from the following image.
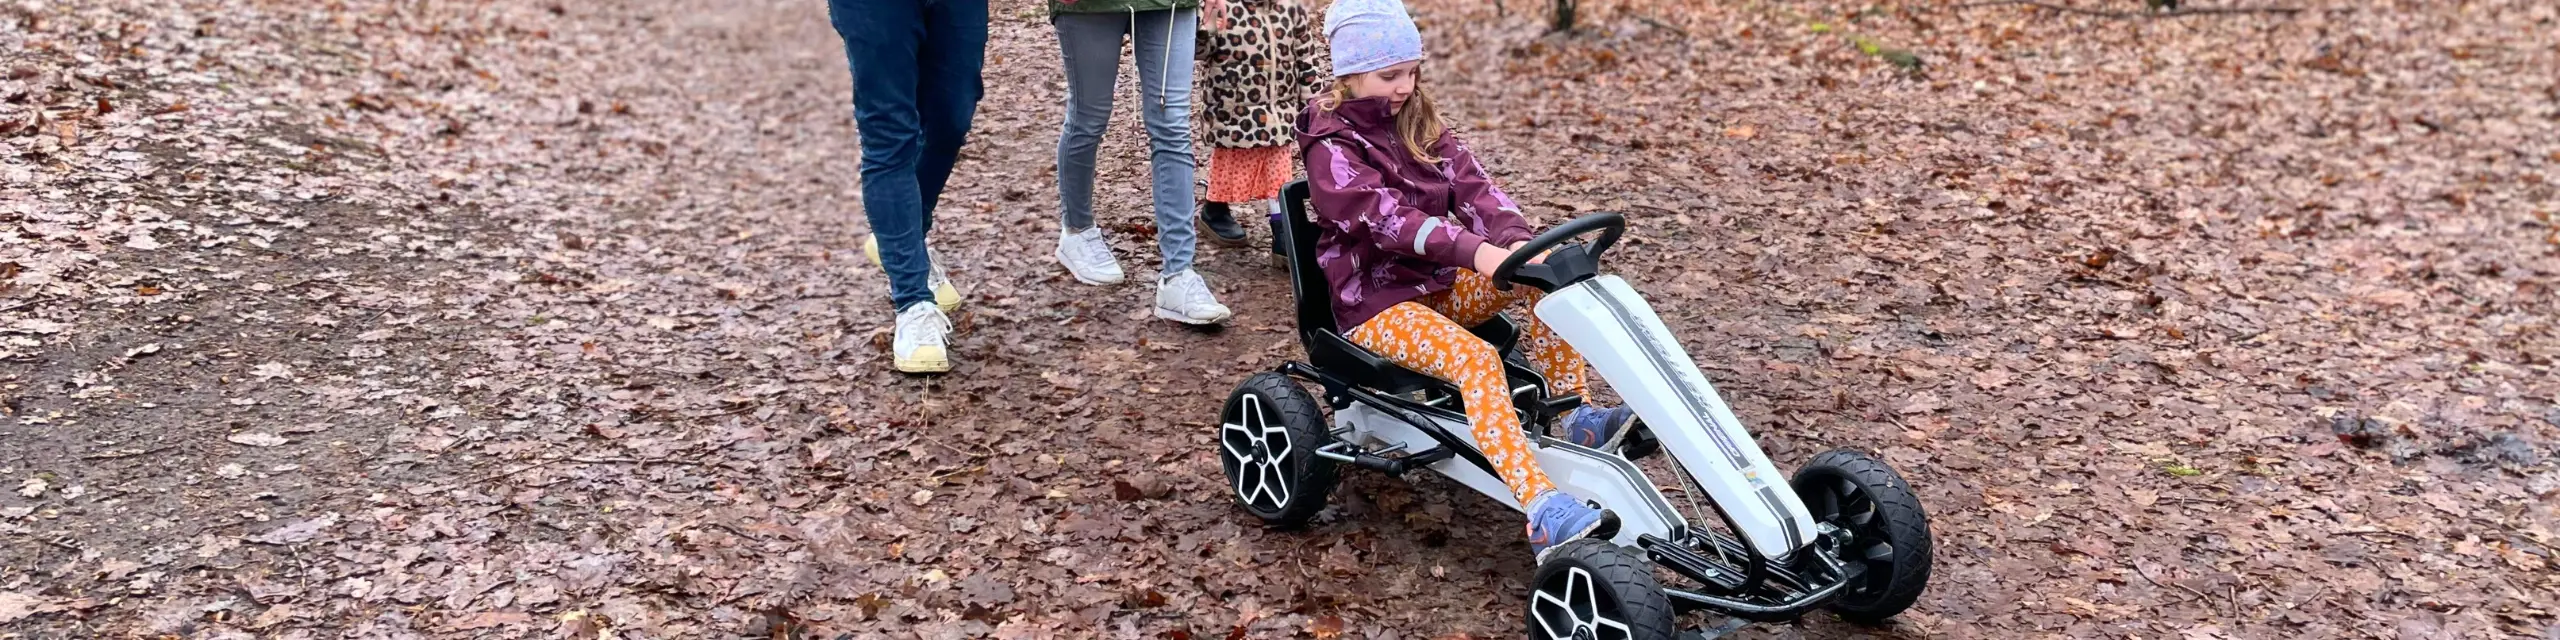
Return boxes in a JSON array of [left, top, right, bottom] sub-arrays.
[[1300, 0, 1636, 560]]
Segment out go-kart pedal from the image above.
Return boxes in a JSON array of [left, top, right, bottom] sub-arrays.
[[1219, 180, 1935, 640], [1314, 440, 1456, 475]]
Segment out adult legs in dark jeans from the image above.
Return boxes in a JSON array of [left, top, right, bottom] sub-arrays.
[[829, 0, 988, 372]]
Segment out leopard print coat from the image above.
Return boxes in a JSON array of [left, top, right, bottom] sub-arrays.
[[1198, 0, 1329, 150]]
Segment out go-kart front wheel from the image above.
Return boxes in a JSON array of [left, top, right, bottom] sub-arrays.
[[1217, 372, 1337, 528], [1527, 540, 1677, 640], [1792, 449, 1934, 624]]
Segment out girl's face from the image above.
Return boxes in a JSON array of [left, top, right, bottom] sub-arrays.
[[1346, 61, 1421, 113]]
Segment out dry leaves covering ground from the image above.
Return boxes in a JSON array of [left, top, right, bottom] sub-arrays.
[[2, 0, 2556, 638]]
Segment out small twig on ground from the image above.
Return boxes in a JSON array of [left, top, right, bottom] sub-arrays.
[[2284, 585, 2328, 611], [81, 446, 173, 460], [568, 456, 704, 467], [1633, 13, 1688, 38], [2337, 526, 2425, 542], [414, 456, 704, 494], [0, 300, 35, 314], [926, 436, 996, 460], [625, 360, 707, 377], [928, 465, 986, 483], [1950, 0, 2302, 18], [2130, 561, 2213, 604], [474, 457, 571, 483], [687, 404, 756, 419]]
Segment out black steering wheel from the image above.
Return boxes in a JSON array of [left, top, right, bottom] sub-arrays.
[[1491, 212, 1625, 292]]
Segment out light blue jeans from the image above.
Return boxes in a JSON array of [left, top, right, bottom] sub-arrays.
[[1054, 8, 1198, 275]]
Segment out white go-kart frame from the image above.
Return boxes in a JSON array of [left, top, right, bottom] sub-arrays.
[[1216, 183, 1936, 640]]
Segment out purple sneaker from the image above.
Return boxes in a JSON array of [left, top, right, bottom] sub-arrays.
[[1526, 490, 1620, 561], [1561, 405, 1637, 450]]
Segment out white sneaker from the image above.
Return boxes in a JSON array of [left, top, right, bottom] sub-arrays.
[[863, 235, 962, 312], [1155, 269, 1232, 325], [891, 302, 952, 373], [1056, 227, 1125, 285]]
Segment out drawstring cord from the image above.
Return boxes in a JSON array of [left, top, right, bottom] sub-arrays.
[[1130, 5, 1178, 110]]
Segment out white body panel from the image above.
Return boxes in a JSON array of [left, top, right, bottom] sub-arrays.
[[1533, 276, 1817, 558], [1336, 403, 1518, 510], [1335, 403, 1688, 546], [1530, 440, 1686, 546]]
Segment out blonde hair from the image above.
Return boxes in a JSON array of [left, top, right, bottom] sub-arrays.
[[1319, 77, 1446, 165]]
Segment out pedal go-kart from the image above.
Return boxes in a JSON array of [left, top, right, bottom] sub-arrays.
[[1215, 181, 1934, 639]]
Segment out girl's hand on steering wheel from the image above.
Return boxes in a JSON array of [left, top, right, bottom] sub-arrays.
[[1508, 242, 1555, 263], [1474, 242, 1553, 277], [1471, 243, 1514, 276]]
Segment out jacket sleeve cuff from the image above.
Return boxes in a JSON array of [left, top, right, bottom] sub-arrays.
[[1430, 228, 1494, 272]]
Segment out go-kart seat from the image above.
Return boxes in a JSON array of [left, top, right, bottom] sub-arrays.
[[1278, 180, 1520, 396]]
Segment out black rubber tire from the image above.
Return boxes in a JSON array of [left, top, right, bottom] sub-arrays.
[[1217, 372, 1338, 529], [1525, 540, 1678, 640], [1791, 449, 1934, 625]]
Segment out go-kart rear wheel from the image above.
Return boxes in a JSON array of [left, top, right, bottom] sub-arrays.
[[1792, 449, 1933, 624], [1217, 372, 1337, 529], [1527, 540, 1677, 640]]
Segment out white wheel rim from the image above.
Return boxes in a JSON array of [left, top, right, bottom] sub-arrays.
[[1531, 566, 1633, 640], [1220, 393, 1293, 511]]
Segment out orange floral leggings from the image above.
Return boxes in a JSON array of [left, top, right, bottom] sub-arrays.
[[1346, 270, 1590, 505]]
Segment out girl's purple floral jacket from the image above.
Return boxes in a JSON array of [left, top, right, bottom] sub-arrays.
[[1296, 95, 1534, 330]]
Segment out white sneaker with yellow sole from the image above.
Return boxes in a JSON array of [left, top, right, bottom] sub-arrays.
[[864, 235, 962, 313], [891, 302, 952, 374]]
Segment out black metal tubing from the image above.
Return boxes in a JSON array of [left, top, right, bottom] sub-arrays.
[[1637, 501, 1838, 612], [1279, 362, 1501, 479], [1645, 529, 1850, 619], [1701, 494, 1775, 596], [1350, 445, 1454, 474], [1647, 541, 1847, 619], [1688, 530, 1756, 574], [1641, 534, 1744, 594], [1662, 579, 1846, 618]]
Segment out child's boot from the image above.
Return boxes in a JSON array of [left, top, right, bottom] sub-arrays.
[[1198, 201, 1250, 247]]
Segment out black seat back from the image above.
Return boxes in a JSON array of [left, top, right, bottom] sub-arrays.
[[1279, 180, 1445, 394], [1278, 180, 1338, 336], [1281, 179, 1521, 352]]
